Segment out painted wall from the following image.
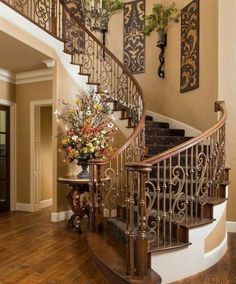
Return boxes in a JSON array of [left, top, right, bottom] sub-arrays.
[[40, 106, 53, 201], [107, 0, 165, 114], [219, 0, 236, 221], [107, 0, 218, 131], [16, 81, 52, 203], [160, 0, 218, 131], [0, 80, 15, 102]]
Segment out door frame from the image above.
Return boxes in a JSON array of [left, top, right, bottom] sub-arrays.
[[0, 99, 16, 211], [30, 99, 53, 212]]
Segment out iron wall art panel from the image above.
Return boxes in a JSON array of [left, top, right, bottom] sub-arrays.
[[180, 0, 200, 93], [124, 0, 145, 74]]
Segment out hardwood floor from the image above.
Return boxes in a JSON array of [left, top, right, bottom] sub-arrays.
[[0, 207, 107, 284], [172, 233, 236, 284], [0, 207, 235, 284]]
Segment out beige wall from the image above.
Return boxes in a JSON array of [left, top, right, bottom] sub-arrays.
[[0, 80, 15, 102], [161, 0, 218, 131], [205, 209, 226, 253], [107, 0, 218, 131], [107, 0, 164, 114], [219, 0, 236, 221], [16, 81, 52, 203], [40, 106, 53, 201]]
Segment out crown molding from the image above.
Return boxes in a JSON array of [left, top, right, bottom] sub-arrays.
[[0, 68, 53, 85], [0, 68, 15, 83], [15, 69, 53, 85], [42, 59, 56, 68]]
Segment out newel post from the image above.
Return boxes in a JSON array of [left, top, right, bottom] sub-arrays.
[[89, 163, 104, 232], [125, 163, 152, 278]]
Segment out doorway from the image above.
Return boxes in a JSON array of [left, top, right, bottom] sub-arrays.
[[30, 100, 53, 211], [0, 105, 10, 212]]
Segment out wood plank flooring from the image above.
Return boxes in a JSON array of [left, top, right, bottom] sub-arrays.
[[172, 233, 236, 284], [0, 207, 236, 284], [0, 207, 107, 284]]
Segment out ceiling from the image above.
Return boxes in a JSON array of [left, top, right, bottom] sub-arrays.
[[0, 31, 51, 73]]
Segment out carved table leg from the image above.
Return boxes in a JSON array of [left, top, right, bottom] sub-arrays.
[[66, 186, 89, 233]]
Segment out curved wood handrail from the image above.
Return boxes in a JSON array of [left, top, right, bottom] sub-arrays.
[[60, 0, 146, 166], [142, 101, 227, 165]]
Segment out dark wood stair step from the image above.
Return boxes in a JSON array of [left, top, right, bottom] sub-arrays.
[[148, 241, 191, 253], [87, 232, 162, 284]]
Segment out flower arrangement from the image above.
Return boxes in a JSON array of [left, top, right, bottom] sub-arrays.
[[56, 90, 117, 164]]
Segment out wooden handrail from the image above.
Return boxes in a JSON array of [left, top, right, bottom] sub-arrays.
[[139, 101, 227, 166], [60, 0, 146, 166]]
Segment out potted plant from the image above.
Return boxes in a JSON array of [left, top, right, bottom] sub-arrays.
[[55, 89, 117, 179], [83, 0, 124, 48], [143, 2, 180, 78]]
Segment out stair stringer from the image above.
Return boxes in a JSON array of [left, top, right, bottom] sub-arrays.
[[151, 192, 228, 284], [147, 110, 201, 137]]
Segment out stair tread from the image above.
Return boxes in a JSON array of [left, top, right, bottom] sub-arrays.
[[148, 241, 192, 253], [87, 232, 162, 284], [180, 217, 215, 229]]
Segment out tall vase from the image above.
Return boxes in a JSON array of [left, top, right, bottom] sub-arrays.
[[77, 159, 89, 179]]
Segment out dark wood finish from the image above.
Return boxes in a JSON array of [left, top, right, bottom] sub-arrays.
[[87, 232, 162, 284], [0, 105, 10, 212], [0, 207, 107, 283], [58, 176, 90, 233]]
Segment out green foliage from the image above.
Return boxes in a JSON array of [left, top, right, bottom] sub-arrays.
[[102, 0, 124, 15], [143, 2, 180, 37]]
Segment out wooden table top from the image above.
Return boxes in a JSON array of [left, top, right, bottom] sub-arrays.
[[58, 176, 90, 185]]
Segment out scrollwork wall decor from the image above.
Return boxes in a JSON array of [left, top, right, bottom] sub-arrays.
[[124, 0, 145, 74], [180, 0, 200, 93]]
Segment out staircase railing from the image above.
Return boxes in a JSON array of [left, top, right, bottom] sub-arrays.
[[0, 0, 63, 39], [1, 0, 147, 279], [125, 101, 228, 276]]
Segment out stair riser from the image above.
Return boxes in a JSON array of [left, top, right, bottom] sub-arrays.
[[145, 136, 191, 146], [145, 128, 185, 137], [145, 121, 170, 129]]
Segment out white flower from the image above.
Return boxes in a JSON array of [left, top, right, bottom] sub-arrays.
[[54, 109, 61, 117], [72, 135, 78, 141], [108, 122, 114, 128], [111, 115, 116, 121]]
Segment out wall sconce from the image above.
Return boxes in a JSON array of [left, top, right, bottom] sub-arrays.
[[143, 2, 180, 79], [156, 33, 167, 79]]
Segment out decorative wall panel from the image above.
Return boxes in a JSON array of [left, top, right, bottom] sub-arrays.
[[124, 0, 145, 74], [180, 0, 200, 93]]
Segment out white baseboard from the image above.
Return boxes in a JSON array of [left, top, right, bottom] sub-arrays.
[[51, 210, 73, 223], [16, 203, 34, 212], [227, 221, 236, 233], [40, 199, 53, 209], [15, 199, 53, 212]]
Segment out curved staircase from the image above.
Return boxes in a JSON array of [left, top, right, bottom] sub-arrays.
[[0, 1, 229, 283]]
